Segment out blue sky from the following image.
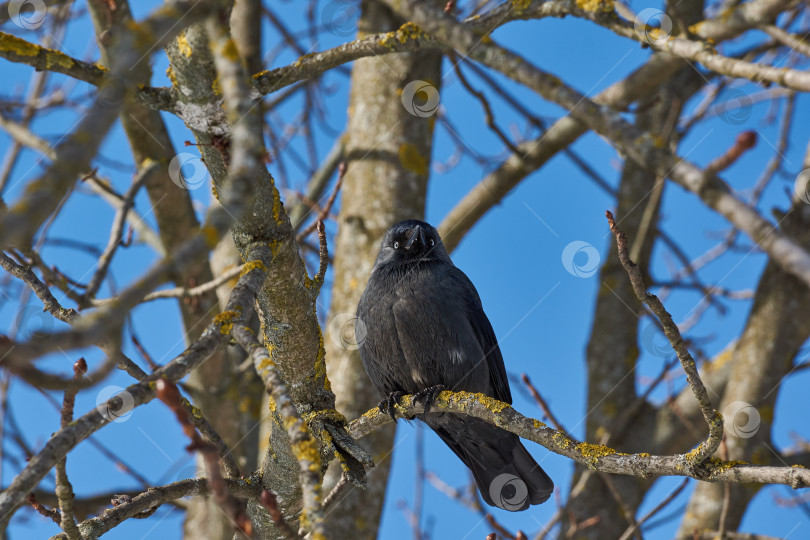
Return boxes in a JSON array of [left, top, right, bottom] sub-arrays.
[[1, 1, 808, 538]]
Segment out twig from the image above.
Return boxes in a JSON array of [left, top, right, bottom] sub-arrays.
[[450, 53, 521, 155], [155, 378, 251, 536], [48, 478, 259, 539], [135, 264, 245, 303], [323, 473, 351, 510], [312, 220, 329, 292], [485, 513, 517, 539], [597, 472, 640, 540], [617, 478, 689, 540], [83, 161, 160, 302], [705, 131, 757, 176], [296, 160, 346, 241], [28, 493, 61, 524], [606, 210, 723, 466], [521, 373, 570, 438], [53, 359, 86, 539], [260, 490, 302, 540]]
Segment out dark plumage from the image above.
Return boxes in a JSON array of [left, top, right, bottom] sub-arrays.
[[356, 219, 553, 511]]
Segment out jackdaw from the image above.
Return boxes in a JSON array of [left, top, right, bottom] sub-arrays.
[[356, 219, 553, 511]]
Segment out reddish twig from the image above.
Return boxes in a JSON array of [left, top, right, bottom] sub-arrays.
[[296, 161, 346, 241], [155, 379, 251, 537], [705, 131, 757, 175], [521, 373, 570, 438], [313, 219, 329, 292], [485, 513, 516, 539], [260, 490, 302, 540], [27, 493, 60, 524]]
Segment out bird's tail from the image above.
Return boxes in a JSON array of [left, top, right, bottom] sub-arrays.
[[423, 414, 553, 511]]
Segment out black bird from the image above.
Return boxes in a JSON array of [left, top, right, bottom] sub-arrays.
[[356, 219, 553, 511]]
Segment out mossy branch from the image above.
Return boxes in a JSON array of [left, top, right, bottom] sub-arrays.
[[349, 391, 809, 489]]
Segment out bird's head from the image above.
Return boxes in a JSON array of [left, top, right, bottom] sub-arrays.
[[374, 219, 452, 267]]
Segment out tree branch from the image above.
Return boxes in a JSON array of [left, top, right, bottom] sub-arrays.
[[349, 391, 810, 488]]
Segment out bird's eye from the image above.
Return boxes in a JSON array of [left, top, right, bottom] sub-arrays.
[[393, 241, 399, 249], [429, 238, 435, 246]]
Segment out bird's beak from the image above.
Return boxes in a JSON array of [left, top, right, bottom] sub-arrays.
[[405, 225, 425, 249]]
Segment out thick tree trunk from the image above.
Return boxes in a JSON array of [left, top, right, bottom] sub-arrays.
[[676, 200, 810, 537], [320, 2, 442, 538]]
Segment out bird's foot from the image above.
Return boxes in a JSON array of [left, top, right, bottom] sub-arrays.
[[378, 391, 404, 422], [413, 384, 445, 415]]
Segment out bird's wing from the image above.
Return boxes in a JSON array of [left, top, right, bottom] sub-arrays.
[[448, 267, 512, 405], [357, 283, 409, 396]]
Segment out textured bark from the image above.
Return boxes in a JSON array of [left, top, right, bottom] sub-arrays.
[[676, 202, 810, 538], [320, 1, 442, 538]]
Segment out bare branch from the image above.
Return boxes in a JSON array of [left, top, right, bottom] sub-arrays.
[[607, 210, 723, 464], [349, 391, 810, 488]]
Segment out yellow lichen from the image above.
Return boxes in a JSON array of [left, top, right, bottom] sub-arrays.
[[240, 260, 267, 277], [577, 442, 616, 469], [201, 225, 219, 248], [271, 185, 284, 224], [706, 457, 746, 473], [552, 431, 570, 448], [176, 31, 192, 57], [213, 310, 240, 334], [0, 32, 40, 57], [395, 22, 424, 43], [293, 52, 317, 67], [221, 38, 240, 61], [166, 66, 177, 87], [398, 142, 428, 176], [211, 76, 221, 95], [313, 330, 331, 392], [436, 390, 510, 414], [258, 357, 275, 371], [511, 0, 531, 14], [267, 239, 281, 257], [291, 435, 321, 472], [575, 0, 614, 12]]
